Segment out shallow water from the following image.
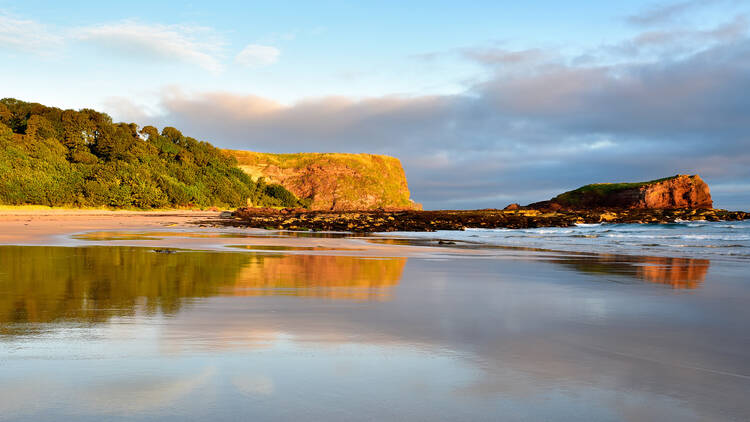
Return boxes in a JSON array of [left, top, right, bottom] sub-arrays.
[[71, 230, 370, 244], [1, 245, 749, 421], [389, 220, 750, 261]]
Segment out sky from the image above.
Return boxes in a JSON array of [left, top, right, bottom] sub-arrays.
[[1, 0, 749, 210]]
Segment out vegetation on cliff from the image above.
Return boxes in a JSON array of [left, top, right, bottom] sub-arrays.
[[0, 99, 303, 209], [227, 150, 421, 211]]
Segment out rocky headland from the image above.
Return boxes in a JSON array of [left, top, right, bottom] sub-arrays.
[[527, 174, 713, 210], [224, 174, 748, 232], [226, 150, 421, 211]]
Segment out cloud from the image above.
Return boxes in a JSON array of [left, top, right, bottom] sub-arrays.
[[75, 21, 225, 73], [611, 14, 749, 56], [235, 44, 280, 67], [626, 0, 719, 26], [1, 12, 233, 71], [0, 13, 63, 53], [460, 47, 547, 66], [129, 25, 750, 210]]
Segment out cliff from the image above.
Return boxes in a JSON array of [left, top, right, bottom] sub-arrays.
[[528, 174, 713, 210], [225, 150, 421, 211]]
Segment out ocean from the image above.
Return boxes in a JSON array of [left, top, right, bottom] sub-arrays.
[[387, 220, 750, 261]]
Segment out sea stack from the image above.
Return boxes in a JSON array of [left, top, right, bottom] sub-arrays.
[[529, 174, 713, 210]]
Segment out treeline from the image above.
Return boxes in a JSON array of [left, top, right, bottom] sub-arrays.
[[0, 98, 305, 209]]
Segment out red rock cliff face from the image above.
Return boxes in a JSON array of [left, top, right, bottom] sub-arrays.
[[225, 150, 421, 211], [531, 174, 713, 210], [638, 175, 713, 209]]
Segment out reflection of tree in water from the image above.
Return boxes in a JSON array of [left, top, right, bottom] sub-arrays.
[[549, 254, 710, 289], [0, 247, 406, 333], [0, 247, 252, 329]]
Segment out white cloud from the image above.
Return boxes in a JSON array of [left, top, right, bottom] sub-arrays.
[[0, 13, 62, 53], [75, 21, 225, 73], [235, 44, 280, 67]]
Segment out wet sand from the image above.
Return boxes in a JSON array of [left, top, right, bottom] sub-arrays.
[[0, 209, 216, 245], [1, 211, 749, 421], [0, 210, 454, 256]]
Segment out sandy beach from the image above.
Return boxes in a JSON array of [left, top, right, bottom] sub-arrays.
[[0, 209, 466, 257], [0, 209, 213, 244]]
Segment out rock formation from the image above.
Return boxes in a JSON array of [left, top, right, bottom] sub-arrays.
[[528, 174, 713, 210], [226, 207, 748, 233], [225, 150, 421, 211]]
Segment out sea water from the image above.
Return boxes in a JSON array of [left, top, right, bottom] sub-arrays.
[[388, 220, 750, 260]]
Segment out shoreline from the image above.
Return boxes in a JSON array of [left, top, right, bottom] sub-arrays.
[[1, 209, 746, 263], [229, 207, 749, 232], [0, 210, 470, 257]]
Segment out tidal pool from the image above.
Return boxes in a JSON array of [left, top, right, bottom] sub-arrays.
[[1, 246, 749, 421]]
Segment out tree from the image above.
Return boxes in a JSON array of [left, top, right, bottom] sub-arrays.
[[161, 127, 183, 144], [0, 103, 10, 124], [140, 125, 159, 141], [26, 115, 57, 140], [0, 98, 305, 209]]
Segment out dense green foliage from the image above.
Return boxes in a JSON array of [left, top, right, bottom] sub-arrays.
[[0, 98, 304, 208], [553, 176, 679, 205]]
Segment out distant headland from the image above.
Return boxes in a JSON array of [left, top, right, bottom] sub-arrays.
[[523, 174, 713, 211]]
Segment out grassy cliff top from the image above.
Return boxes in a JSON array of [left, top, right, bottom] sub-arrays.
[[553, 175, 685, 205], [227, 150, 404, 170]]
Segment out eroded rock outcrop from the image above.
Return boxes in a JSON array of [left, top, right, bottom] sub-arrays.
[[528, 174, 713, 210], [225, 150, 421, 211]]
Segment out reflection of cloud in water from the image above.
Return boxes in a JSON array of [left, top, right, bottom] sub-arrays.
[[79, 366, 216, 414], [0, 367, 215, 418], [0, 377, 62, 416], [232, 374, 275, 396]]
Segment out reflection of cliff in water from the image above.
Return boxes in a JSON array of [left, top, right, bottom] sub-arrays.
[[230, 255, 405, 300], [549, 254, 710, 289], [0, 246, 406, 333]]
